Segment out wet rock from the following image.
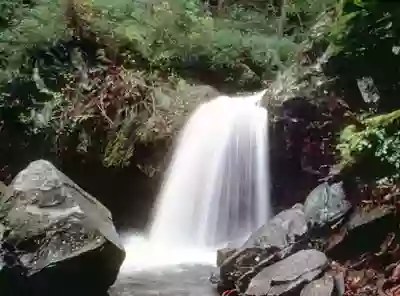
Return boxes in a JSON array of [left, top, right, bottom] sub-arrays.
[[234, 248, 286, 293], [303, 182, 351, 227], [300, 274, 335, 296], [245, 249, 328, 296], [347, 205, 394, 231], [243, 204, 308, 249], [216, 245, 292, 294], [327, 205, 396, 259], [217, 248, 237, 267], [216, 205, 308, 293], [0, 160, 125, 296], [217, 247, 274, 292]]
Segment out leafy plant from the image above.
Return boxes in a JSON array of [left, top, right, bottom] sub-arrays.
[[0, 0, 346, 170], [337, 110, 400, 183]]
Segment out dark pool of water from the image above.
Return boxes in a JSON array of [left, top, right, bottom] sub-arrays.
[[109, 264, 219, 296]]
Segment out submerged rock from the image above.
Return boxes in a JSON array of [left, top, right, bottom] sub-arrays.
[[245, 249, 328, 296], [0, 160, 125, 296]]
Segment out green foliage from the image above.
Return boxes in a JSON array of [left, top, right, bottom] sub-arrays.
[[337, 110, 400, 183], [87, 0, 305, 82], [329, 0, 400, 186], [326, 0, 400, 111], [0, 0, 69, 82], [27, 60, 192, 167], [0, 0, 340, 169]]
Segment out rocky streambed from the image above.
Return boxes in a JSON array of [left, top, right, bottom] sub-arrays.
[[212, 182, 400, 296]]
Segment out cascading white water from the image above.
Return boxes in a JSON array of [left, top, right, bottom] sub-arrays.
[[120, 90, 269, 273], [148, 90, 270, 249]]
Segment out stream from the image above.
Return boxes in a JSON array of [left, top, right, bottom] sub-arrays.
[[108, 91, 269, 296], [109, 234, 219, 296], [110, 264, 218, 296]]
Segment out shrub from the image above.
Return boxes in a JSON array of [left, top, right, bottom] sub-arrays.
[[0, 0, 338, 169], [337, 110, 400, 183]]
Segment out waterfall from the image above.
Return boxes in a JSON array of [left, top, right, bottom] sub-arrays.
[[120, 90, 270, 272], [148, 90, 270, 248]]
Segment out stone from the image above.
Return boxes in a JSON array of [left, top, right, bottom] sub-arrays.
[[300, 274, 335, 296], [356, 77, 380, 103], [245, 249, 328, 296], [217, 247, 237, 267], [347, 205, 394, 231], [234, 249, 289, 293], [268, 269, 321, 296], [243, 204, 308, 249], [303, 182, 351, 227], [217, 247, 272, 292], [0, 160, 125, 296], [327, 205, 396, 259], [215, 205, 308, 293]]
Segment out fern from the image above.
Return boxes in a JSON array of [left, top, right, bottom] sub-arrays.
[[337, 110, 400, 182]]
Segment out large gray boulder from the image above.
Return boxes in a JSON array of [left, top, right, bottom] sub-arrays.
[[216, 205, 308, 293], [0, 160, 125, 296], [217, 248, 237, 267], [303, 182, 351, 227], [326, 205, 397, 259], [243, 204, 308, 249], [245, 249, 328, 296], [300, 274, 336, 296]]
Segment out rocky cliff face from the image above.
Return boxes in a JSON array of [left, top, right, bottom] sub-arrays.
[[263, 13, 358, 211]]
